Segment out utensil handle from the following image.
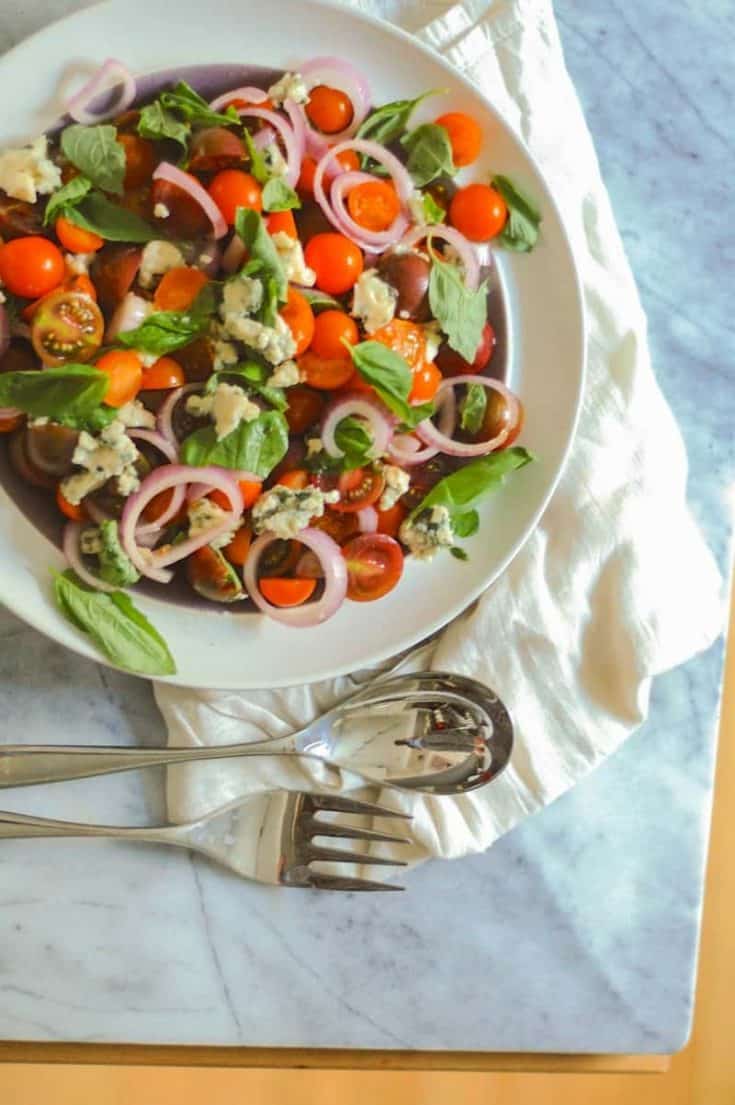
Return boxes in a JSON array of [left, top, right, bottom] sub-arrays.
[[0, 808, 176, 843]]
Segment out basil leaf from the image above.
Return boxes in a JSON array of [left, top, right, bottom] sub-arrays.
[[60, 124, 126, 195], [53, 571, 176, 676], [299, 288, 343, 313], [209, 361, 287, 411], [402, 123, 455, 187], [357, 90, 439, 147], [349, 340, 433, 429], [262, 177, 301, 213], [234, 208, 287, 302], [416, 190, 446, 225], [428, 253, 488, 362], [243, 129, 271, 185], [450, 546, 469, 561], [452, 510, 479, 538], [117, 309, 210, 355], [138, 102, 190, 152], [0, 365, 109, 423], [97, 520, 140, 587], [66, 193, 158, 242], [334, 416, 373, 471], [491, 175, 541, 253], [460, 383, 487, 434], [160, 81, 239, 128], [43, 175, 92, 226], [180, 410, 289, 478], [414, 447, 534, 535]]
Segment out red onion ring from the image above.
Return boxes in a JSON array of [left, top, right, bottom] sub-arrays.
[[156, 383, 202, 448], [65, 58, 136, 125], [208, 86, 268, 112], [283, 99, 307, 165], [243, 527, 347, 626], [299, 56, 370, 145], [233, 106, 301, 188], [105, 292, 149, 342], [313, 140, 414, 250], [387, 390, 456, 466], [398, 224, 481, 290], [416, 375, 521, 457], [186, 470, 259, 503], [153, 163, 227, 240], [63, 522, 116, 593], [253, 125, 277, 150], [83, 499, 113, 525], [357, 506, 378, 533], [127, 429, 183, 536], [0, 303, 10, 360], [329, 169, 409, 249], [321, 394, 394, 460]]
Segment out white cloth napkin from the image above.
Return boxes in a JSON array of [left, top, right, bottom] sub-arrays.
[[155, 0, 724, 870]]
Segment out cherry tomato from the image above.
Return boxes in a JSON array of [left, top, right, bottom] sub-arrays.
[[346, 180, 400, 232], [336, 150, 360, 173], [372, 318, 427, 370], [276, 468, 310, 490], [266, 209, 298, 238], [304, 233, 363, 295], [436, 322, 496, 377], [0, 236, 65, 299], [153, 266, 208, 312], [207, 170, 262, 225], [140, 357, 186, 390], [280, 286, 315, 356], [338, 370, 376, 397], [142, 487, 188, 525], [333, 467, 385, 513], [310, 510, 360, 544], [222, 523, 252, 567], [285, 385, 324, 434], [90, 245, 141, 314], [55, 216, 103, 254], [297, 156, 318, 196], [434, 112, 483, 168], [188, 127, 245, 173], [258, 539, 302, 577], [309, 309, 358, 360], [208, 477, 261, 511], [95, 349, 143, 408], [56, 486, 86, 522], [299, 351, 355, 391], [409, 360, 442, 403], [473, 390, 525, 447], [0, 410, 23, 434], [117, 134, 156, 190], [186, 545, 244, 603], [376, 502, 407, 538], [66, 274, 98, 302], [151, 178, 210, 238], [30, 289, 104, 366], [342, 534, 404, 602], [259, 577, 317, 607], [305, 85, 354, 134], [449, 183, 508, 242]]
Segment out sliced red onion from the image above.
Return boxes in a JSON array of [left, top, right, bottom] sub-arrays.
[[221, 234, 246, 274], [66, 58, 136, 125], [415, 375, 520, 457], [127, 428, 178, 463], [186, 470, 259, 502], [305, 128, 330, 161], [0, 303, 10, 360], [313, 140, 414, 250], [208, 85, 268, 112], [387, 390, 455, 466], [233, 107, 301, 188], [244, 527, 347, 627], [84, 499, 114, 525], [127, 429, 183, 536], [153, 163, 227, 240], [63, 522, 116, 593], [321, 394, 394, 461], [357, 506, 378, 533], [398, 224, 481, 290], [156, 383, 202, 448], [330, 169, 409, 249], [253, 125, 277, 150], [299, 56, 370, 144], [283, 99, 306, 165], [105, 292, 150, 342]]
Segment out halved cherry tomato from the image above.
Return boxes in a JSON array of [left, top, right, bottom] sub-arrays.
[[227, 96, 274, 112], [30, 289, 104, 366], [141, 487, 188, 525], [117, 134, 156, 190], [434, 112, 483, 168], [222, 523, 252, 567], [449, 183, 508, 242], [376, 502, 407, 538], [280, 286, 315, 356], [276, 468, 310, 490], [338, 370, 375, 397], [55, 216, 103, 254], [66, 274, 98, 302], [258, 539, 302, 577], [207, 169, 262, 225], [187, 545, 244, 603], [305, 85, 354, 134], [90, 244, 141, 314], [297, 156, 318, 196], [0, 236, 65, 299], [0, 411, 23, 434], [140, 357, 186, 391], [347, 180, 400, 232], [299, 351, 355, 391], [473, 391, 525, 448], [285, 385, 324, 434], [188, 127, 245, 173], [372, 318, 426, 370], [336, 149, 360, 173], [266, 209, 298, 239], [436, 322, 496, 377], [151, 178, 210, 238], [304, 233, 363, 295], [409, 360, 442, 403], [56, 486, 85, 522], [310, 509, 360, 545], [333, 467, 385, 513], [95, 349, 143, 407], [208, 477, 262, 511], [342, 534, 404, 602], [309, 309, 358, 360], [153, 266, 208, 312], [259, 576, 317, 607]]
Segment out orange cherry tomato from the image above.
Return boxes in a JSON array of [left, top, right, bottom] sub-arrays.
[[95, 349, 143, 408], [0, 411, 23, 434], [304, 232, 363, 295], [222, 523, 252, 567], [140, 357, 186, 390], [66, 274, 98, 302], [284, 385, 325, 434], [207, 170, 262, 224], [55, 216, 103, 254], [338, 369, 375, 397], [208, 477, 262, 512], [346, 180, 400, 232], [276, 468, 310, 490], [0, 236, 65, 299], [434, 112, 483, 168], [376, 502, 407, 538], [336, 149, 360, 173], [449, 183, 508, 242], [279, 286, 315, 356], [228, 96, 274, 112], [409, 361, 442, 403], [266, 209, 298, 239], [117, 134, 156, 190], [297, 155, 317, 196], [56, 486, 86, 521], [142, 487, 188, 525], [298, 351, 356, 391], [309, 309, 358, 360], [259, 576, 317, 607], [153, 266, 208, 312], [372, 318, 427, 370], [305, 85, 354, 134]]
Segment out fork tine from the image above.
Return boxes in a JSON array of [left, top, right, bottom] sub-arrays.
[[306, 819, 411, 845], [308, 842, 408, 866], [306, 794, 412, 819], [308, 872, 405, 892]]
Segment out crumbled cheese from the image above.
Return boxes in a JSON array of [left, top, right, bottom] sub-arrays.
[[408, 192, 428, 226], [0, 136, 62, 204], [116, 400, 156, 429], [64, 251, 95, 276], [266, 359, 302, 388], [153, 202, 170, 219], [351, 269, 397, 334], [212, 339, 239, 372], [221, 273, 263, 321], [186, 382, 260, 440], [188, 498, 237, 550], [271, 231, 316, 287], [198, 252, 213, 266], [138, 240, 185, 288], [226, 314, 296, 365], [252, 485, 339, 539], [306, 437, 323, 457], [79, 527, 102, 556], [399, 504, 454, 560], [264, 143, 288, 178], [267, 72, 309, 106], [61, 421, 140, 505], [423, 321, 442, 362], [379, 465, 410, 511]]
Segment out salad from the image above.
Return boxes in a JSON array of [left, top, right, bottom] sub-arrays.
[[0, 56, 539, 675]]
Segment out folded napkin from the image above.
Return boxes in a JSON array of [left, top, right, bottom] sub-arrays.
[[155, 0, 724, 871]]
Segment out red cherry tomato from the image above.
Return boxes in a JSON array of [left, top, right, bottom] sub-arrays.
[[342, 534, 404, 602], [305, 85, 354, 134], [0, 236, 65, 299], [285, 385, 325, 434], [207, 170, 262, 225], [436, 322, 496, 377], [117, 134, 156, 190], [475, 392, 525, 448], [449, 183, 508, 242], [140, 357, 186, 391], [434, 112, 483, 167], [333, 467, 385, 513], [376, 502, 407, 538], [30, 288, 104, 367], [55, 216, 103, 254], [259, 577, 317, 607], [310, 510, 360, 545], [304, 233, 363, 295], [55, 486, 86, 522]]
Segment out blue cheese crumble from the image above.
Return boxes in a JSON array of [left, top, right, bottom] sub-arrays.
[[252, 485, 340, 539], [351, 269, 397, 334], [60, 421, 140, 505], [399, 505, 454, 560], [186, 382, 260, 440], [188, 498, 237, 550], [0, 137, 61, 203], [267, 72, 309, 106], [379, 465, 410, 511]]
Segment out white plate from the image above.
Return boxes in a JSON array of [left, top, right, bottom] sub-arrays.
[[0, 0, 585, 689]]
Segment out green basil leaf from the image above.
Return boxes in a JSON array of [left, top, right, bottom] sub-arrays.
[[0, 365, 110, 423], [356, 90, 440, 147], [460, 383, 487, 434], [299, 288, 343, 313], [415, 447, 534, 530], [401, 123, 455, 187], [209, 361, 287, 411], [97, 520, 140, 587], [137, 102, 191, 151], [180, 410, 289, 478], [452, 510, 480, 538], [428, 253, 488, 362], [160, 81, 239, 128], [334, 416, 374, 470], [243, 129, 271, 185], [450, 546, 469, 561], [66, 193, 158, 242], [43, 175, 93, 226], [60, 124, 126, 195], [234, 208, 288, 302], [349, 340, 434, 429], [416, 190, 446, 225], [262, 177, 301, 213], [491, 175, 541, 253], [117, 309, 210, 355], [53, 571, 176, 676]]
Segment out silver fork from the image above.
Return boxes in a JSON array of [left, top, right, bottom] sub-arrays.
[[0, 791, 412, 891]]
